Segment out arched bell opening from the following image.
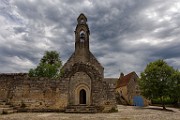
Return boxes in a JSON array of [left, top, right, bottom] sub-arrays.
[[80, 30, 85, 42]]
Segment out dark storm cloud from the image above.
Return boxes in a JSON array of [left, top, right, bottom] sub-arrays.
[[151, 40, 180, 59], [0, 0, 180, 77], [13, 27, 27, 34]]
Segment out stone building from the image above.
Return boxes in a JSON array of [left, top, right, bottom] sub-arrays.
[[116, 72, 139, 105], [116, 72, 149, 106], [0, 13, 117, 113]]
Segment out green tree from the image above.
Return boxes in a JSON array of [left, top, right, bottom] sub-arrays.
[[139, 59, 175, 110], [28, 51, 62, 78], [169, 70, 180, 106]]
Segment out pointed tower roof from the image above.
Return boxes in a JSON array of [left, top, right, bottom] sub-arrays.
[[77, 13, 87, 22]]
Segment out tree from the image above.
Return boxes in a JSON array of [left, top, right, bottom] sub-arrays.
[[169, 70, 180, 106], [28, 51, 62, 78], [139, 59, 175, 110]]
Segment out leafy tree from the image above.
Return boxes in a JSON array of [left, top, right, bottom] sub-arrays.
[[169, 70, 180, 106], [29, 51, 62, 78], [139, 59, 175, 110]]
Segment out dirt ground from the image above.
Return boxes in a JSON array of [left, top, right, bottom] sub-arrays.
[[0, 105, 179, 120]]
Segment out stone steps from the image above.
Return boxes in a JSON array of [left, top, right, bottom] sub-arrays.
[[0, 102, 6, 106], [0, 101, 17, 114], [0, 109, 3, 114], [65, 105, 97, 113], [0, 108, 17, 114], [0, 105, 11, 108], [103, 106, 112, 112]]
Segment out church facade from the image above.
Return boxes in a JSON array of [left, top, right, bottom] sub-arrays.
[[0, 14, 117, 113]]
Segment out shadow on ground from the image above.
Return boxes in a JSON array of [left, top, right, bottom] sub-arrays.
[[134, 106, 175, 112]]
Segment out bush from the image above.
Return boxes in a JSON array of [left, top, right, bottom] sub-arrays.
[[152, 97, 175, 105]]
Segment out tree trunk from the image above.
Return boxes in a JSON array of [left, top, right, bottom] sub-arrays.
[[161, 97, 166, 110], [162, 104, 166, 110]]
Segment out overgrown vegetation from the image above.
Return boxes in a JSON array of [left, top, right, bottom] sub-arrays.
[[139, 59, 180, 110]]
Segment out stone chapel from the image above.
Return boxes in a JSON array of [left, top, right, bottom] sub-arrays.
[[61, 13, 117, 112], [0, 13, 117, 113]]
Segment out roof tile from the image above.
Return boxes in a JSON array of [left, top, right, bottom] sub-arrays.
[[116, 71, 136, 88]]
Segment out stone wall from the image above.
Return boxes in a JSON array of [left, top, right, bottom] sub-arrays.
[[127, 75, 139, 104], [0, 72, 117, 112], [0, 73, 68, 112]]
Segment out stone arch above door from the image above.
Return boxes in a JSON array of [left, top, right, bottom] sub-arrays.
[[74, 84, 90, 105]]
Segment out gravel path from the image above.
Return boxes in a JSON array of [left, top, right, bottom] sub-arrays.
[[0, 105, 179, 120]]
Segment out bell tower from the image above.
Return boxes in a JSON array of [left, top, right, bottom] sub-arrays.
[[74, 13, 90, 62]]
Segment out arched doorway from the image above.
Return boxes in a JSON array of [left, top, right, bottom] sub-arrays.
[[79, 89, 86, 104], [74, 84, 90, 105]]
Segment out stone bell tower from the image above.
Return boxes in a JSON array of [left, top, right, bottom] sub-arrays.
[[74, 13, 90, 62]]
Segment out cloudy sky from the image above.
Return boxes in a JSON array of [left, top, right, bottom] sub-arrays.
[[0, 0, 180, 78]]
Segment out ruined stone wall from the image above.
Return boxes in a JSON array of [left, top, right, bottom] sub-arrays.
[[0, 73, 24, 101], [0, 73, 68, 111], [91, 77, 117, 109], [92, 81, 117, 112], [0, 71, 117, 112]]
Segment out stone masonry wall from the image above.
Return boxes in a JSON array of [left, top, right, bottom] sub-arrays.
[[0, 73, 68, 112], [126, 74, 139, 105], [0, 72, 117, 112]]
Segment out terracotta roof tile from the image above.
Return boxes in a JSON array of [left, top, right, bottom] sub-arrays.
[[116, 71, 136, 88]]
